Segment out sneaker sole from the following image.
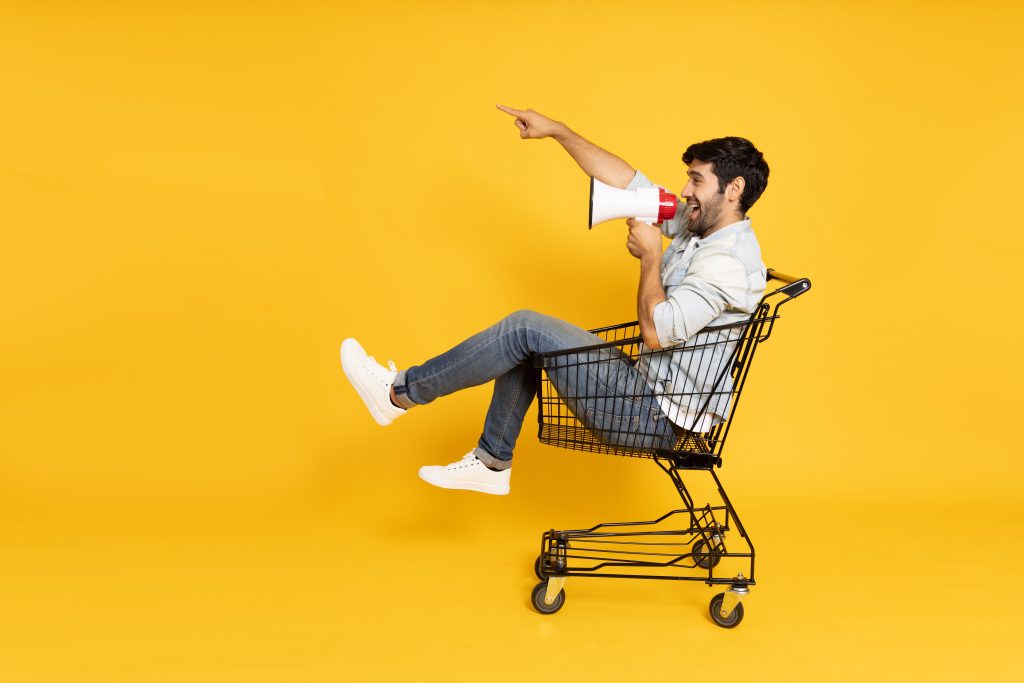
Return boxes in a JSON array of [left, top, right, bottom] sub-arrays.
[[340, 342, 397, 427], [418, 469, 510, 495]]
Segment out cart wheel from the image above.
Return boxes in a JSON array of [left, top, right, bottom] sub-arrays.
[[692, 540, 721, 569], [534, 555, 545, 580], [531, 581, 565, 615], [709, 593, 744, 628]]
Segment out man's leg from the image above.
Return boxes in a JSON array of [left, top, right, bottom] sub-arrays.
[[343, 309, 676, 493], [542, 345, 678, 454], [401, 310, 677, 464], [392, 310, 598, 409], [394, 310, 604, 492], [341, 309, 585, 433], [474, 364, 540, 470]]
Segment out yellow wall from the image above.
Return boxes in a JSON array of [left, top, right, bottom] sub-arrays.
[[1, 2, 1021, 681]]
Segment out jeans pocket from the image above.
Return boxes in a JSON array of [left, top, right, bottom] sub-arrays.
[[583, 406, 644, 447], [584, 404, 678, 452]]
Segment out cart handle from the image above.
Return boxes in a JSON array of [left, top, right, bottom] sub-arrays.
[[754, 267, 812, 343], [766, 268, 811, 301], [766, 268, 800, 284]]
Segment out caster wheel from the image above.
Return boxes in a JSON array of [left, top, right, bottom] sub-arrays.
[[709, 592, 744, 628], [534, 555, 545, 580], [692, 540, 721, 569], [531, 581, 565, 615]]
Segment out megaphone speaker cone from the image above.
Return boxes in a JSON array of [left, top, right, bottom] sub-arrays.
[[589, 177, 673, 228]]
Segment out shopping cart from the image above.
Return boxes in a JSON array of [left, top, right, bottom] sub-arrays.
[[527, 269, 810, 627]]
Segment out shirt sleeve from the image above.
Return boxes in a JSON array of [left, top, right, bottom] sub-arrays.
[[625, 169, 686, 238], [651, 251, 749, 348]]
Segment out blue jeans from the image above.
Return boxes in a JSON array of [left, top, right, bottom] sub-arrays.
[[393, 310, 677, 470]]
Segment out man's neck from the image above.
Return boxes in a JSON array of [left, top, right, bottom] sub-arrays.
[[701, 213, 747, 239]]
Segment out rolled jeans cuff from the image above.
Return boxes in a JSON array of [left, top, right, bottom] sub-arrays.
[[391, 370, 418, 410], [473, 446, 511, 471]]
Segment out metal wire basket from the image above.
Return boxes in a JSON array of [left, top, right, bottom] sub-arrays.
[[530, 270, 810, 467]]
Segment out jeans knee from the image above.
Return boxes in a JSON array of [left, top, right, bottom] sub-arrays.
[[504, 309, 548, 331]]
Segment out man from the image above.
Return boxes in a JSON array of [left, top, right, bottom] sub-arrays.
[[340, 105, 769, 495]]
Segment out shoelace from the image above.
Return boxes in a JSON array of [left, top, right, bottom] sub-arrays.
[[447, 453, 479, 470], [364, 355, 397, 375]]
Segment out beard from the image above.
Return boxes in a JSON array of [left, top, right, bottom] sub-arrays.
[[686, 193, 724, 236]]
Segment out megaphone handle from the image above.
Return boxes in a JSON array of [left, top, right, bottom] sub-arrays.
[[634, 216, 659, 224]]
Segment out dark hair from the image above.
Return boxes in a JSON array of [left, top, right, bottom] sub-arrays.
[[682, 137, 769, 213]]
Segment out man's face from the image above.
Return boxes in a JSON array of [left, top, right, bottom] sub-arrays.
[[680, 159, 725, 237]]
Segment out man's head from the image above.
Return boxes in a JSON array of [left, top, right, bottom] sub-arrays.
[[679, 137, 769, 236]]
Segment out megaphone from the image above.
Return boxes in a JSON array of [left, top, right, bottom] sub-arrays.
[[588, 177, 679, 229]]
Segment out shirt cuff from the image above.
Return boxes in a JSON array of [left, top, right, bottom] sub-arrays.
[[651, 299, 677, 348], [651, 292, 717, 348]]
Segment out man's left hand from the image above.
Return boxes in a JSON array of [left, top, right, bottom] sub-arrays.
[[626, 218, 663, 261]]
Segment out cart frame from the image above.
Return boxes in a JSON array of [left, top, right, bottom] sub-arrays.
[[526, 269, 810, 627]]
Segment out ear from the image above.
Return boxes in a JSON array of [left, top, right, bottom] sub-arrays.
[[727, 176, 745, 204]]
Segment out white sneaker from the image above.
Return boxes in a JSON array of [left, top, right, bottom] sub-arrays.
[[340, 338, 406, 426], [418, 452, 511, 495]]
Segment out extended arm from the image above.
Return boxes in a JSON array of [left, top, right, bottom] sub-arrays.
[[496, 104, 635, 188], [498, 104, 663, 344]]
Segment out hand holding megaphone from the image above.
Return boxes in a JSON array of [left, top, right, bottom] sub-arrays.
[[588, 177, 679, 229]]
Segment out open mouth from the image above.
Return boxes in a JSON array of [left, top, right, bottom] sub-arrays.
[[687, 202, 700, 221]]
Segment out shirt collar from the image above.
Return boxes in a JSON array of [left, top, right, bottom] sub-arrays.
[[688, 217, 752, 246]]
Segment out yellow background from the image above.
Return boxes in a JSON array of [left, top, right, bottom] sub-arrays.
[[1, 1, 1021, 680]]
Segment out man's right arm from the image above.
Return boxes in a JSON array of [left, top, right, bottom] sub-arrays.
[[496, 104, 635, 189]]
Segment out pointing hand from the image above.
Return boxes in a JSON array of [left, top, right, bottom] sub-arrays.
[[495, 104, 562, 140]]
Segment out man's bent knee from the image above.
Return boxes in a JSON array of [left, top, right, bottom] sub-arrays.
[[504, 309, 551, 331]]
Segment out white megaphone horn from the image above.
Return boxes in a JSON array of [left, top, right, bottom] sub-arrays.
[[588, 177, 679, 229]]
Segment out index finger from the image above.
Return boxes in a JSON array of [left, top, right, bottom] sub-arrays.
[[495, 103, 526, 117]]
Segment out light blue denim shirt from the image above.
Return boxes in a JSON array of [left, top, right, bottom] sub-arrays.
[[626, 170, 767, 431]]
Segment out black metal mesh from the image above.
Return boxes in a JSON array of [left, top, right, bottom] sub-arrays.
[[533, 302, 774, 462]]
